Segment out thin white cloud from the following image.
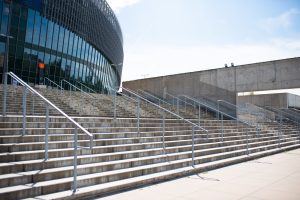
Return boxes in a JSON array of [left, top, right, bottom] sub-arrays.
[[106, 0, 140, 13], [260, 8, 300, 32]]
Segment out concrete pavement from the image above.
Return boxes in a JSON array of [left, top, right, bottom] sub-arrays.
[[98, 148, 300, 200]]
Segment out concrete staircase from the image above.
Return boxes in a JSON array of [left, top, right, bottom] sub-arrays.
[[0, 85, 79, 116], [0, 116, 299, 199], [0, 84, 299, 199]]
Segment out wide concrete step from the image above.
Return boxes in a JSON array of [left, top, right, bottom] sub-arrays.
[[0, 127, 282, 143], [0, 120, 250, 128], [0, 132, 297, 163], [25, 143, 300, 200], [0, 136, 298, 188], [1, 128, 291, 152], [0, 141, 298, 200]]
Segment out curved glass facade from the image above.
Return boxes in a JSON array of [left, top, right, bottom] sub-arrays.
[[0, 0, 123, 93]]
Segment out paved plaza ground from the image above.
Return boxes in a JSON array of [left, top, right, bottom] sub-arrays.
[[99, 148, 300, 200]]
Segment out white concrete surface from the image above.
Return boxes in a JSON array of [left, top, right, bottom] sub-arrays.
[[99, 149, 300, 200]]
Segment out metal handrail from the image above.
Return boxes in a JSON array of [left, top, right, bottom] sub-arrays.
[[122, 87, 208, 132], [75, 81, 97, 93], [166, 92, 195, 107], [218, 100, 264, 122], [281, 108, 300, 119], [61, 79, 95, 99], [122, 87, 209, 165], [3, 72, 93, 192], [265, 106, 300, 123], [6, 73, 92, 138], [179, 95, 256, 128], [138, 90, 172, 106], [44, 77, 64, 90]]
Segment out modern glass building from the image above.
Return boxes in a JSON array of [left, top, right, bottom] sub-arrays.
[[0, 0, 123, 93]]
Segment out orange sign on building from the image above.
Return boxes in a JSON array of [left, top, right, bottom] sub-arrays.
[[38, 62, 45, 70]]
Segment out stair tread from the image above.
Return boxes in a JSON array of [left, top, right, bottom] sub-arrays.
[[0, 138, 297, 181]]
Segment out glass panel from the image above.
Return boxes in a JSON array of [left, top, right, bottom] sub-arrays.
[[39, 17, 47, 47], [72, 35, 78, 57], [57, 26, 64, 52], [51, 23, 59, 51], [79, 63, 83, 81], [49, 54, 56, 80], [82, 64, 86, 82], [67, 32, 74, 56], [74, 62, 79, 79], [33, 12, 41, 45], [0, 3, 9, 35], [0, 42, 5, 82], [0, 2, 3, 20], [46, 20, 54, 49], [25, 9, 35, 43], [76, 37, 82, 58], [55, 56, 61, 80], [70, 61, 75, 79], [81, 40, 86, 60], [63, 29, 69, 54], [65, 59, 71, 79], [60, 58, 66, 78], [44, 53, 50, 77], [85, 43, 89, 61]]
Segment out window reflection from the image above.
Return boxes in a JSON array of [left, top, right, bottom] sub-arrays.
[[2, 2, 120, 93]]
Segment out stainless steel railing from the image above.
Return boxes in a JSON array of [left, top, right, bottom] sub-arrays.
[[179, 95, 261, 155], [121, 87, 208, 166], [75, 81, 97, 94], [165, 92, 197, 115], [2, 72, 93, 192]]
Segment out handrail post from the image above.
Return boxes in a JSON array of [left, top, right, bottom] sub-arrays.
[[198, 103, 201, 126], [113, 90, 117, 121], [137, 97, 140, 134], [45, 103, 49, 160], [192, 125, 195, 167], [162, 112, 165, 149], [221, 113, 224, 142], [246, 128, 249, 155], [22, 85, 27, 136], [217, 100, 220, 120], [32, 93, 35, 115], [279, 111, 282, 148], [73, 126, 78, 192], [177, 98, 179, 114], [256, 123, 259, 138], [2, 72, 7, 116]]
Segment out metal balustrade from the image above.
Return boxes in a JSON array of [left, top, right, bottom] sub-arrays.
[[121, 87, 208, 167], [164, 92, 198, 116], [75, 81, 98, 94], [265, 106, 300, 139], [178, 95, 263, 155], [2, 72, 93, 192]]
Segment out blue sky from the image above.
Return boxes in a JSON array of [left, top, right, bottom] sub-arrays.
[[107, 0, 300, 83]]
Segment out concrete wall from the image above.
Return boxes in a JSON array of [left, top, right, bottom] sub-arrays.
[[287, 93, 300, 108], [123, 57, 300, 104], [237, 93, 289, 108]]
